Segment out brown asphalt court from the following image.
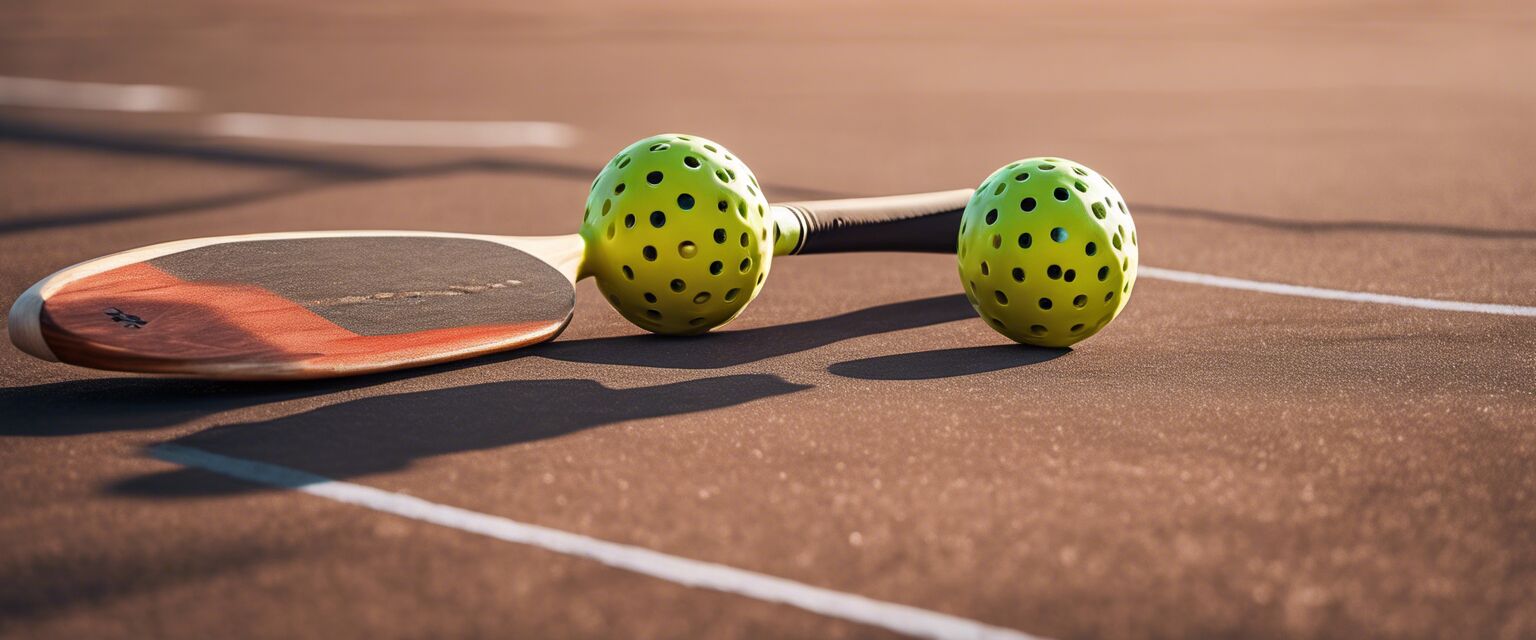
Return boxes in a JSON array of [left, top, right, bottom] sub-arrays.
[[1, 1, 1533, 638]]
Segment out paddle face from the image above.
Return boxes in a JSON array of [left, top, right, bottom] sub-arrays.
[[11, 232, 580, 379]]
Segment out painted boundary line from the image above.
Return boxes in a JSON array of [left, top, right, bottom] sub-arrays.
[[1140, 266, 1536, 317], [205, 113, 576, 148], [0, 75, 199, 112], [0, 76, 574, 148], [151, 445, 1042, 640]]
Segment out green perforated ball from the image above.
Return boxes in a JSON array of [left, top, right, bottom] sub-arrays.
[[580, 134, 773, 335], [956, 157, 1138, 347]]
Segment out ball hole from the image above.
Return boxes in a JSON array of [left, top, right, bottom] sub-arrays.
[[739, 232, 749, 247], [1105, 291, 1115, 302], [704, 144, 718, 152], [724, 288, 740, 302], [693, 292, 710, 304], [736, 201, 747, 218], [980, 261, 990, 276], [678, 241, 697, 258], [990, 317, 1006, 331], [1072, 167, 1087, 176], [1014, 172, 1030, 182], [1051, 227, 1068, 242], [645, 309, 662, 320], [1030, 324, 1047, 336], [606, 223, 615, 239], [993, 182, 1006, 196], [1112, 235, 1123, 250], [1054, 187, 1069, 202], [684, 156, 701, 168], [990, 234, 1001, 249], [689, 317, 706, 326], [716, 169, 730, 182], [994, 290, 1009, 305], [650, 211, 666, 228], [1047, 265, 1062, 279], [642, 246, 658, 261], [618, 157, 631, 168], [1073, 294, 1087, 308], [1085, 241, 1097, 256], [622, 265, 634, 280], [670, 279, 686, 293], [624, 214, 636, 229], [1064, 269, 1076, 282], [677, 193, 695, 210], [1098, 266, 1109, 281], [602, 199, 612, 215], [1018, 233, 1033, 248], [739, 257, 752, 273], [1020, 197, 1037, 212], [647, 171, 663, 185], [714, 228, 727, 244], [1011, 267, 1025, 282], [1092, 203, 1107, 219], [985, 209, 998, 225], [1074, 181, 1087, 193], [1038, 163, 1055, 170], [615, 183, 626, 195], [644, 292, 657, 303], [1038, 298, 1053, 310], [710, 260, 724, 275], [649, 143, 669, 152], [717, 199, 729, 212], [1070, 323, 1085, 333]]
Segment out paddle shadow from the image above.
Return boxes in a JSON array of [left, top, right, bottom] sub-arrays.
[[534, 293, 975, 369], [109, 373, 808, 497], [0, 343, 559, 437], [828, 344, 1068, 380]]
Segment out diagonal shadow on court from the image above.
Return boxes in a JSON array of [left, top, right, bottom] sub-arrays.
[[534, 294, 979, 369], [1135, 203, 1536, 240], [0, 295, 972, 438], [0, 116, 843, 234], [107, 373, 808, 497]]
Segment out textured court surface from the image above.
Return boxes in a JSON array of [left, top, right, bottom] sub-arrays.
[[2, 2, 1533, 638]]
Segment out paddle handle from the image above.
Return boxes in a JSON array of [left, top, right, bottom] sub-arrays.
[[770, 189, 972, 255]]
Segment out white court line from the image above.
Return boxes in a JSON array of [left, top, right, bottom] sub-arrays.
[[0, 75, 199, 112], [151, 444, 1042, 640], [1140, 266, 1536, 317], [206, 112, 577, 148]]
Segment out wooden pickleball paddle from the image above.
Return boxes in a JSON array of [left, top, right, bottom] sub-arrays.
[[8, 190, 969, 379]]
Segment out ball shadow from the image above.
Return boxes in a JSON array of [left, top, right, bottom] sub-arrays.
[[827, 344, 1069, 380]]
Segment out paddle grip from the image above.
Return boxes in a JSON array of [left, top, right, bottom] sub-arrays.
[[772, 189, 973, 255]]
